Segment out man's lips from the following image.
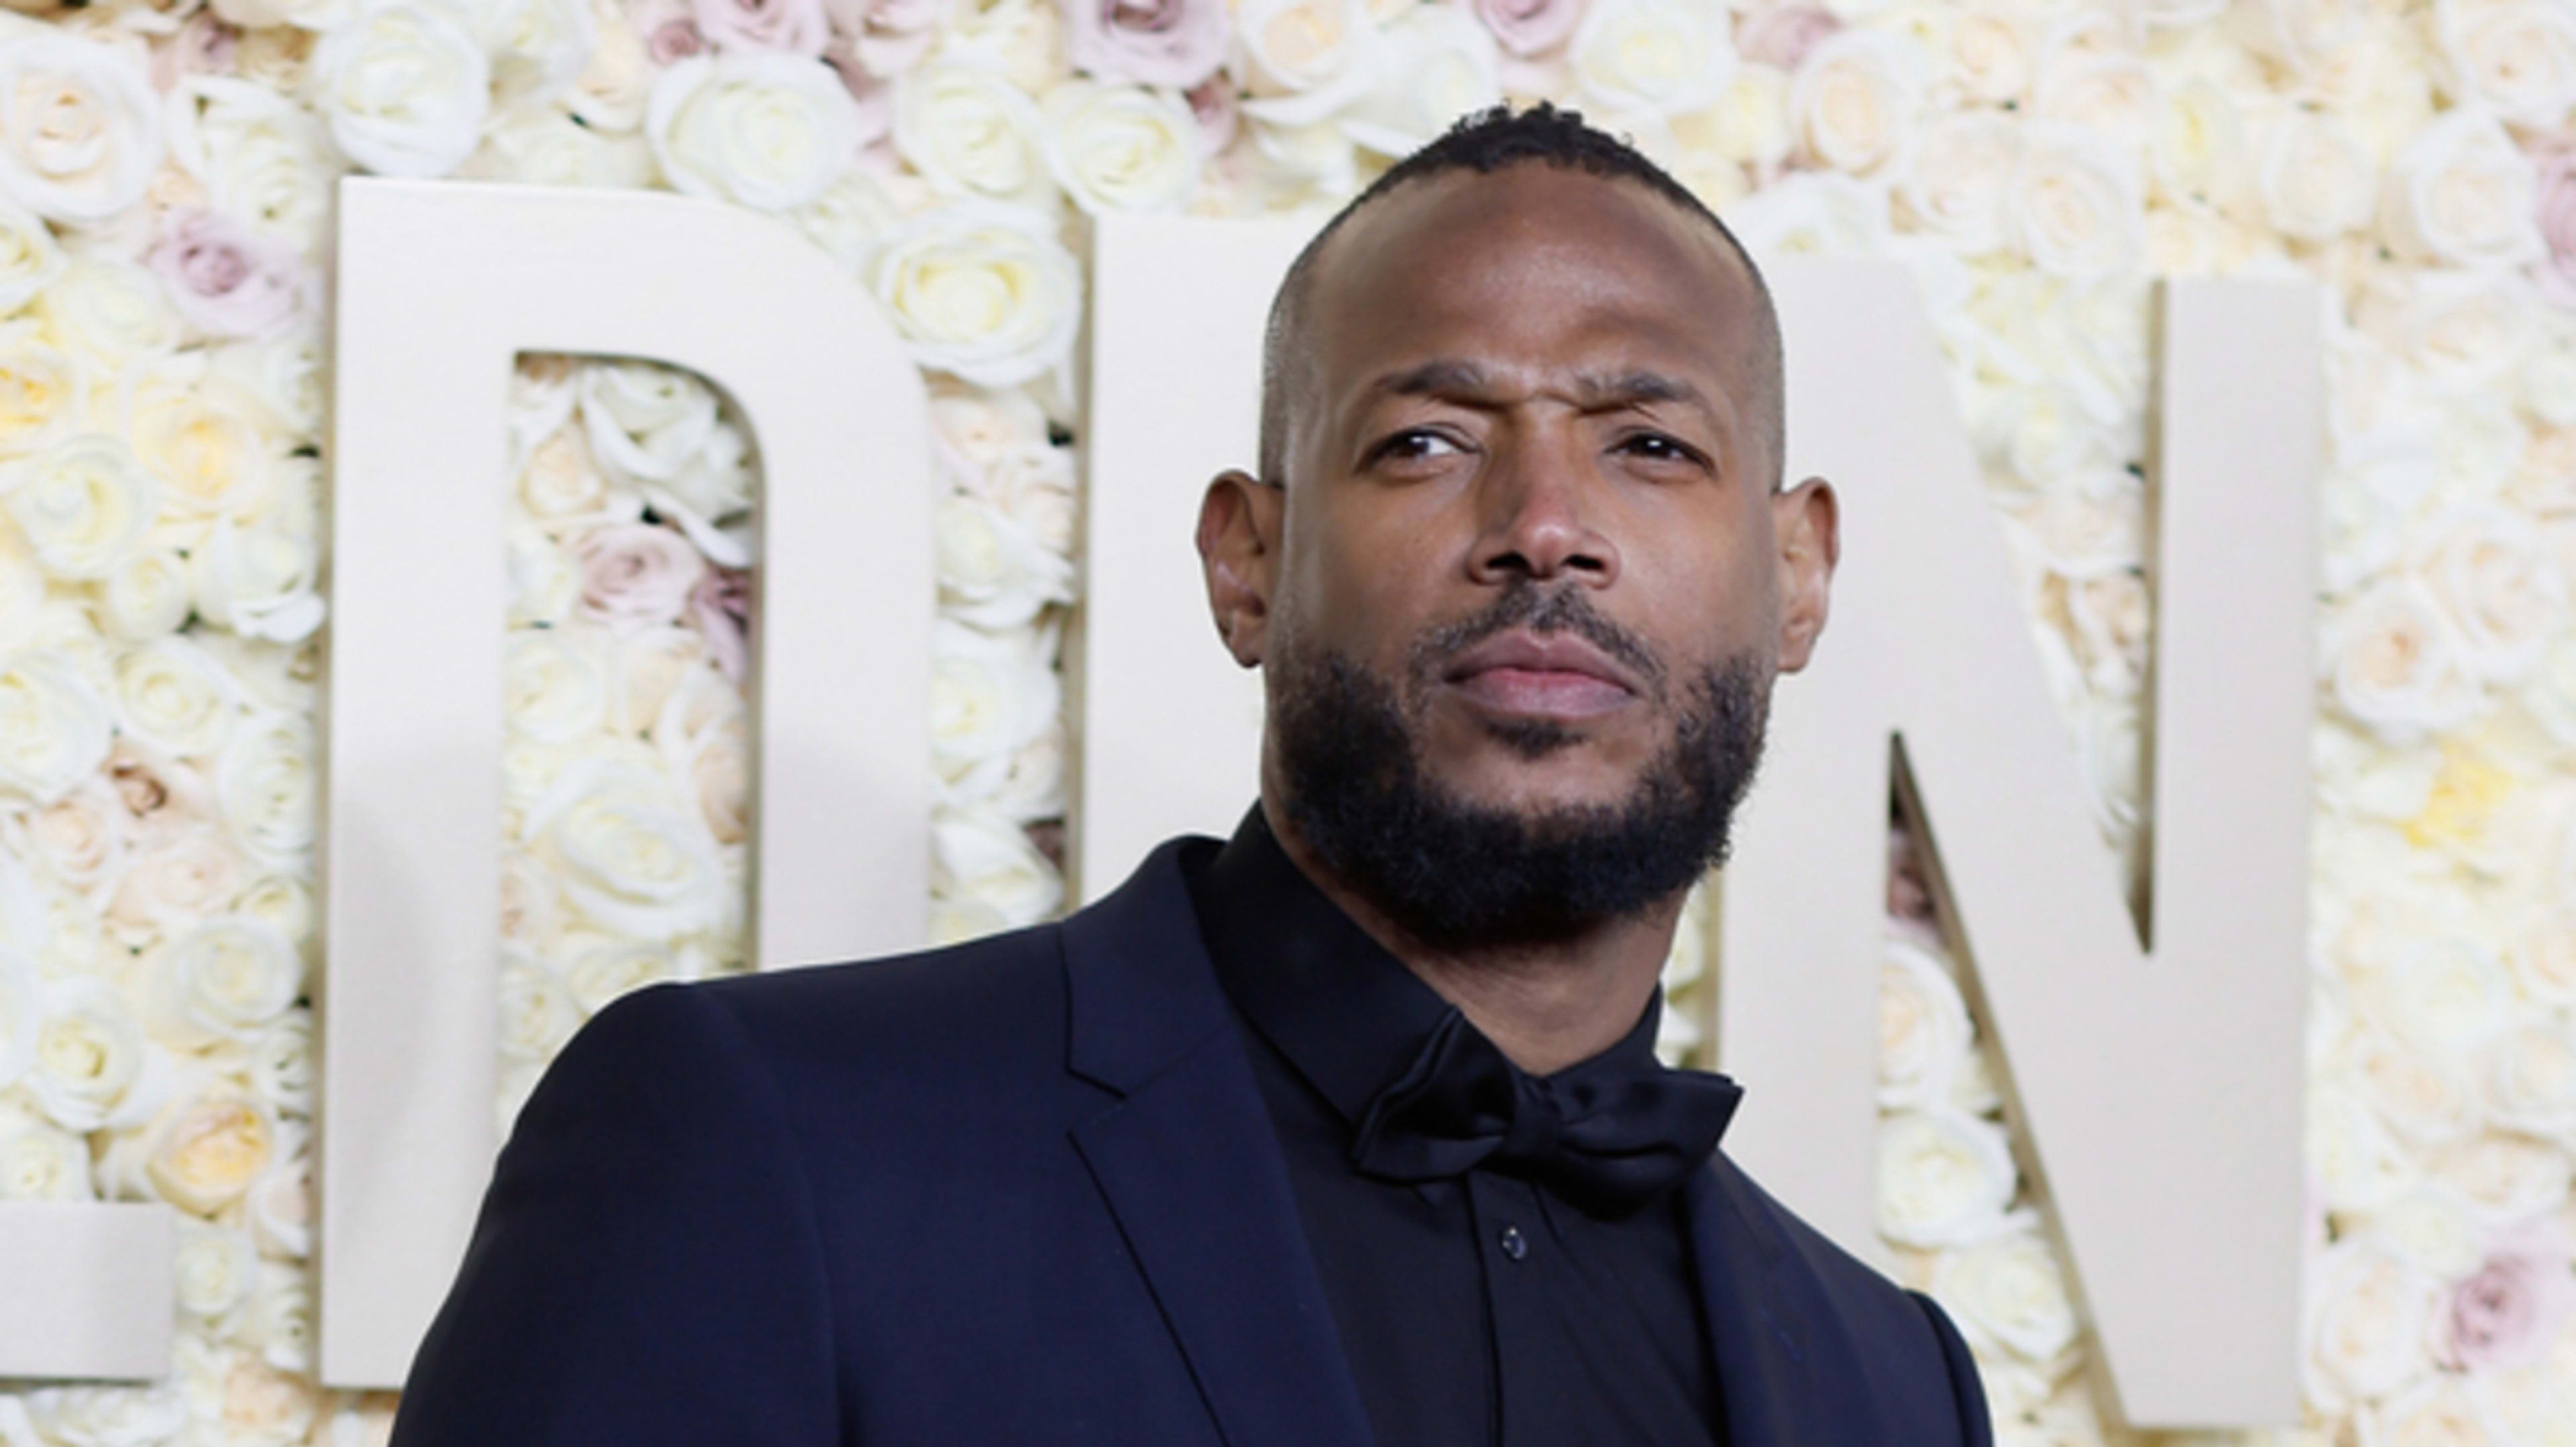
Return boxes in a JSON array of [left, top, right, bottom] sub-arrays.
[[1441, 630, 1643, 720]]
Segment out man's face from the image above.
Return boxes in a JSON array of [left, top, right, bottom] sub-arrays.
[[1199, 164, 1836, 943]]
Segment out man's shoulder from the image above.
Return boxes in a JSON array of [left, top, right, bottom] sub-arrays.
[[1703, 1148, 1963, 1350]]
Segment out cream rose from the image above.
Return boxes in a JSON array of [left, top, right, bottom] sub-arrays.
[[1234, 0, 1379, 109], [1877, 934, 1972, 1110], [2304, 1235, 2440, 1410], [1559, 0, 1733, 117], [869, 199, 1082, 388], [2306, 1085, 2413, 1215], [2526, 635, 2576, 748], [120, 363, 274, 532], [1720, 169, 1891, 262], [893, 54, 1057, 206], [1876, 1106, 2018, 1248], [2379, 107, 2542, 270], [0, 1120, 94, 1201], [0, 323, 86, 460], [2228, 0, 2365, 76], [148, 1094, 274, 1216], [38, 257, 182, 370], [1939, 3, 2029, 105], [28, 973, 166, 1132], [651, 51, 865, 211], [111, 637, 240, 759], [19, 776, 122, 893], [2357, 933, 2514, 1059], [522, 757, 726, 938], [2409, 503, 2566, 686], [215, 711, 317, 865], [191, 517, 325, 643], [0, 199, 62, 313], [505, 628, 611, 743], [1898, 112, 2016, 253], [2253, 107, 2374, 243], [167, 78, 345, 254], [156, 916, 302, 1047], [174, 1222, 254, 1320], [2005, 123, 2143, 279], [312, 1, 492, 178], [1330, 5, 1502, 159], [2347, 1028, 2482, 1148], [2329, 574, 2486, 744], [2358, 268, 2536, 397], [107, 826, 251, 948], [0, 34, 165, 225], [0, 651, 114, 806], [570, 0, 653, 129], [2435, 0, 2576, 127], [2438, 1131, 2573, 1222], [932, 803, 1063, 926], [1788, 28, 1921, 182], [0, 435, 158, 581]]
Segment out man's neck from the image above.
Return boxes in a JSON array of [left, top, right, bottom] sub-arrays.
[[1260, 796, 1684, 1077]]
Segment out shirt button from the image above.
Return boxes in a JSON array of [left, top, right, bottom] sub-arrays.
[[1499, 1225, 1527, 1261]]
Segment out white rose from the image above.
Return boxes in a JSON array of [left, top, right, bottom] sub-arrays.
[[1698, 62, 1793, 171], [2035, 52, 2157, 160], [2357, 933, 2514, 1061], [657, 686, 747, 846], [157, 916, 301, 1047], [1898, 113, 2017, 253], [2379, 107, 2542, 270], [449, 0, 598, 109], [931, 803, 1061, 926], [498, 950, 579, 1062], [1875, 1106, 2018, 1248], [2304, 1234, 2439, 1409], [248, 1006, 313, 1116], [109, 825, 253, 949], [895, 55, 1057, 206], [0, 34, 164, 225], [2347, 1028, 2483, 1148], [35, 256, 180, 366], [0, 1118, 93, 1201], [19, 1385, 187, 1447], [1790, 29, 1922, 183], [506, 627, 610, 743], [173, 1221, 254, 1320], [2006, 123, 2143, 279], [1942, 3, 2031, 105], [203, 335, 327, 447], [578, 358, 718, 485], [625, 625, 718, 739], [650, 52, 863, 211], [119, 364, 274, 532], [2363, 1377, 2490, 1447], [215, 712, 317, 865], [523, 757, 724, 937], [18, 775, 123, 893], [112, 637, 241, 759], [1931, 1228, 2079, 1365], [2330, 574, 2487, 745], [215, 0, 356, 28], [2149, 77, 2250, 213], [790, 167, 900, 274], [2356, 1181, 2487, 1281], [2255, 107, 2375, 242], [1722, 169, 1892, 264], [1569, 0, 1735, 117], [192, 518, 325, 643], [2229, 0, 2365, 76], [2438, 1130, 2573, 1222], [0, 199, 63, 313], [167, 78, 346, 255], [930, 615, 1060, 802], [0, 323, 87, 459], [1, 435, 160, 581], [991, 716, 1066, 823], [246, 1140, 311, 1260], [313, 1, 492, 178], [2435, 0, 2576, 127], [1877, 934, 1971, 1110], [0, 651, 113, 805], [2409, 503, 2566, 686], [2359, 268, 2538, 402], [1331, 5, 1501, 158], [934, 494, 1074, 631], [0, 952, 29, 1093], [464, 105, 661, 188], [869, 200, 1082, 388], [570, 0, 652, 131], [28, 973, 167, 1132], [1234, 0, 1379, 109], [2308, 1084, 2416, 1215], [2524, 633, 2576, 748]]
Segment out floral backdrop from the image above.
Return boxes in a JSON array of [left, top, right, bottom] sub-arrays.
[[0, 0, 2571, 1441]]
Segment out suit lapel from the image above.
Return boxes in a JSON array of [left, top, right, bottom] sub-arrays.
[[1061, 843, 1377, 1447], [1686, 1163, 1828, 1447]]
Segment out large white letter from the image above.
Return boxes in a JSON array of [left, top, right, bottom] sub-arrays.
[[322, 178, 932, 1387]]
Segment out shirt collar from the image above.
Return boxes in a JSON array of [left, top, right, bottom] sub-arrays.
[[1186, 805, 1668, 1126]]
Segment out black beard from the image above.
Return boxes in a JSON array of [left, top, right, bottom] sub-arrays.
[[1269, 586, 1770, 955]]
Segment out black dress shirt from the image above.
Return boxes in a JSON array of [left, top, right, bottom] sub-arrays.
[[1183, 810, 1726, 1447]]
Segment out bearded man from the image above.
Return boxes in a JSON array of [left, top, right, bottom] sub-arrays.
[[392, 104, 1994, 1447]]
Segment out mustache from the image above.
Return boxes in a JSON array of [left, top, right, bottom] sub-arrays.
[[1409, 581, 1669, 701]]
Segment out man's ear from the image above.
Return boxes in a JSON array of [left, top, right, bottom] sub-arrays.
[[1197, 469, 1283, 668], [1772, 477, 1838, 674]]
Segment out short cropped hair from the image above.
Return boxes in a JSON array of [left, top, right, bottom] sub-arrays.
[[1256, 103, 1786, 491]]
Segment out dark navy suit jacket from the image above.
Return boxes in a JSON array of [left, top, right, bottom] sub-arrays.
[[393, 839, 1994, 1446]]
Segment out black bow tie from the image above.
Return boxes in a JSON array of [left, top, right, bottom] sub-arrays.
[[1347, 1007, 1743, 1216]]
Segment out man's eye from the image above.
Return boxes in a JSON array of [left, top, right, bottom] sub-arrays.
[[1618, 433, 1703, 466], [1377, 430, 1464, 462]]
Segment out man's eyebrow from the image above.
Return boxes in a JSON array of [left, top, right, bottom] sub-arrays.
[[1370, 358, 1497, 398], [1569, 370, 1709, 411], [1364, 360, 1713, 413]]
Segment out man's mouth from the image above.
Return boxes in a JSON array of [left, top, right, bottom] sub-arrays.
[[1442, 629, 1642, 720]]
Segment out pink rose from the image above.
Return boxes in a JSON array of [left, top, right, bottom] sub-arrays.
[[1186, 77, 1238, 156], [690, 566, 753, 686], [825, 0, 943, 76], [692, 0, 830, 56], [577, 523, 708, 633], [649, 19, 709, 62], [2530, 140, 2576, 309], [1061, 0, 1231, 90], [1736, 0, 1839, 71], [1469, 0, 1585, 58], [148, 210, 314, 340], [2438, 1235, 2576, 1372]]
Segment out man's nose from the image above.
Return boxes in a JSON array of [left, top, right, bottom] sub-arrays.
[[1466, 428, 1619, 588]]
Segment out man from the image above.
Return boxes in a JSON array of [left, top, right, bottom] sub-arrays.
[[392, 105, 1994, 1446]]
